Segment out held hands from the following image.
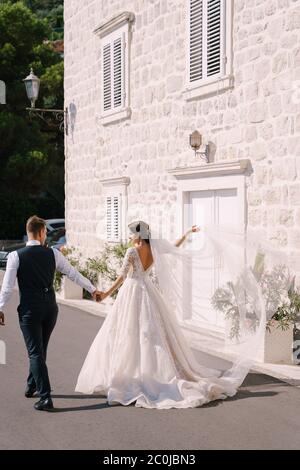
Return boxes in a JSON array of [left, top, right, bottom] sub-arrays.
[[92, 290, 108, 302], [92, 290, 103, 302], [0, 312, 5, 326]]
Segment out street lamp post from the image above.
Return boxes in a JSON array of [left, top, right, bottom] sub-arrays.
[[23, 68, 68, 134]]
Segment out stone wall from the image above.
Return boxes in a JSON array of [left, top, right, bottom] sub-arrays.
[[64, 0, 300, 274]]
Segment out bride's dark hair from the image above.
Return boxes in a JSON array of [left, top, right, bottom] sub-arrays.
[[128, 220, 150, 244]]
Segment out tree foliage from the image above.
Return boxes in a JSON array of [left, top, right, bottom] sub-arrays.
[[0, 1, 64, 238]]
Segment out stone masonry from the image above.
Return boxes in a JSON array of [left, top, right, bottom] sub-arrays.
[[64, 0, 300, 276]]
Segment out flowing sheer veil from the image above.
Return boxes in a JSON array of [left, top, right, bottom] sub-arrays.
[[149, 225, 294, 389]]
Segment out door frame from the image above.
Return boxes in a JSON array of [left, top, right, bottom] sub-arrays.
[[168, 159, 250, 331], [179, 174, 247, 237], [186, 187, 239, 328]]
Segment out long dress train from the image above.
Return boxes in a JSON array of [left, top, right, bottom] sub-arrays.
[[75, 246, 239, 409]]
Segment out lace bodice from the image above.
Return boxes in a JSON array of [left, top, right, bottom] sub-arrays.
[[119, 247, 153, 280]]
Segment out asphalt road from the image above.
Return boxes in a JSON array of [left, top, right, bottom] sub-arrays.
[[1, 291, 300, 450]]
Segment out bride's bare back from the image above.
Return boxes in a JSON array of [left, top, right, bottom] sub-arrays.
[[135, 242, 153, 272]]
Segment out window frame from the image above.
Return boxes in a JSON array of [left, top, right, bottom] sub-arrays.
[[101, 25, 127, 118], [185, 0, 234, 100], [100, 176, 131, 243], [94, 12, 134, 125]]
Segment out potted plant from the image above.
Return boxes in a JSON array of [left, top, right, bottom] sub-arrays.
[[54, 243, 130, 301], [211, 253, 300, 364]]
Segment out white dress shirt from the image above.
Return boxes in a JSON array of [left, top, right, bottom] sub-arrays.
[[0, 240, 96, 311]]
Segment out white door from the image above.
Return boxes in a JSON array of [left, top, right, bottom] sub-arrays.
[[185, 188, 238, 329]]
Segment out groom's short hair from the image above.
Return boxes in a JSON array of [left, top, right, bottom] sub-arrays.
[[26, 215, 46, 235]]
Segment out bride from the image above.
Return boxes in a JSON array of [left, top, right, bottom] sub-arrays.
[[75, 220, 270, 409]]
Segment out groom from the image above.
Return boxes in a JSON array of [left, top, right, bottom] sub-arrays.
[[0, 215, 102, 411]]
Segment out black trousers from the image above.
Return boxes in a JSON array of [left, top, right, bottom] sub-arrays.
[[18, 295, 58, 399]]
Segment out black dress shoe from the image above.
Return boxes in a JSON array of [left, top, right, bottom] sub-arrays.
[[34, 397, 54, 411], [25, 385, 37, 398]]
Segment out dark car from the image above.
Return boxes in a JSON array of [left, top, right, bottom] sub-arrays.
[[0, 229, 66, 270], [46, 227, 66, 250], [0, 241, 26, 269], [23, 219, 65, 242]]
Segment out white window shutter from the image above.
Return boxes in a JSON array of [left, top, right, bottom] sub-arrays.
[[102, 31, 126, 114], [207, 0, 222, 77], [103, 43, 112, 112], [189, 0, 203, 83], [106, 195, 121, 242], [113, 36, 123, 109], [113, 196, 121, 241], [106, 196, 112, 240], [189, 0, 225, 84]]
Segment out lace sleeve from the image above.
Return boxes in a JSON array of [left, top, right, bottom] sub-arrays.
[[119, 247, 135, 279]]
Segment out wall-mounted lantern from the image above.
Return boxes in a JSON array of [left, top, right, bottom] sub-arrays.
[[189, 130, 209, 163]]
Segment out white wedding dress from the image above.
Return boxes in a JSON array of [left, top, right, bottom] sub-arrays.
[[75, 246, 240, 409]]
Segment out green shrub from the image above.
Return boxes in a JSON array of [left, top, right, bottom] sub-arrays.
[[54, 242, 130, 299]]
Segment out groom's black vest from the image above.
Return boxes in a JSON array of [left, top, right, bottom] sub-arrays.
[[17, 245, 56, 307]]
